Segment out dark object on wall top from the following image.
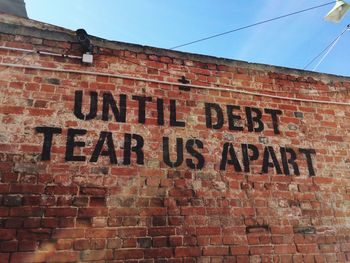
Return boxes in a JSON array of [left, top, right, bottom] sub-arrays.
[[76, 29, 94, 64], [76, 29, 94, 54]]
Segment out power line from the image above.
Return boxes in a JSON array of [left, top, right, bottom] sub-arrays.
[[304, 24, 350, 70], [169, 2, 334, 50], [1, 62, 350, 105]]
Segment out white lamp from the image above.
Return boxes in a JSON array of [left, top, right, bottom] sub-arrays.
[[325, 0, 350, 23]]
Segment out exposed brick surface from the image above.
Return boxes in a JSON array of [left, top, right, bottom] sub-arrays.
[[0, 14, 350, 262]]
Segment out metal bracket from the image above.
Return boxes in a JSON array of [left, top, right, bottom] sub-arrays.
[[178, 76, 190, 91]]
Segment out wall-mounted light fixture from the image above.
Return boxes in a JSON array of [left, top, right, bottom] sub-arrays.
[[325, 0, 350, 22], [76, 29, 94, 64]]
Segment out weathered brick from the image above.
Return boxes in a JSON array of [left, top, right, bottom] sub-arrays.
[[45, 208, 77, 217], [119, 228, 147, 237], [138, 238, 152, 248], [80, 250, 109, 261], [72, 196, 89, 207], [10, 184, 45, 194], [18, 241, 38, 251], [78, 207, 108, 217], [148, 227, 175, 236], [144, 248, 173, 258], [0, 253, 9, 262], [52, 229, 84, 239], [203, 246, 229, 256], [0, 240, 18, 252], [10, 207, 44, 217], [3, 195, 22, 206], [1, 16, 350, 262], [274, 244, 297, 254], [115, 249, 144, 259], [175, 247, 201, 257]]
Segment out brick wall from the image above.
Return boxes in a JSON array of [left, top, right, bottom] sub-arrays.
[[1, 16, 350, 262]]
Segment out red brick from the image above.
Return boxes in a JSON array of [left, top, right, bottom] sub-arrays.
[[296, 244, 318, 254], [0, 207, 9, 217], [17, 229, 50, 241], [196, 227, 221, 236], [148, 227, 176, 236], [232, 208, 255, 216], [45, 208, 77, 217], [11, 252, 48, 262], [45, 186, 78, 195], [80, 187, 107, 196], [122, 238, 137, 248], [85, 229, 116, 238], [1, 22, 350, 262], [170, 236, 183, 247], [230, 246, 249, 255], [203, 246, 229, 256], [274, 244, 296, 254], [341, 243, 350, 252], [0, 241, 18, 252], [74, 239, 90, 250], [78, 207, 108, 217], [90, 197, 106, 206], [80, 250, 110, 261], [325, 135, 343, 142], [140, 207, 166, 216], [175, 247, 201, 257], [56, 239, 73, 250], [153, 236, 168, 247], [18, 241, 37, 251], [270, 226, 293, 235], [0, 253, 9, 262], [249, 246, 273, 255], [115, 249, 144, 259], [27, 108, 55, 116], [23, 218, 41, 228], [109, 208, 139, 216], [144, 248, 173, 258], [10, 184, 45, 194], [12, 251, 79, 263], [0, 106, 24, 114], [0, 229, 16, 240], [52, 229, 85, 239], [118, 228, 147, 237], [181, 207, 205, 215]]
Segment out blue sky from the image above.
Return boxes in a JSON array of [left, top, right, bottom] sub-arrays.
[[25, 0, 350, 76]]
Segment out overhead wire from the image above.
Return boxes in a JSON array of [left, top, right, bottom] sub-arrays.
[[303, 24, 350, 69], [311, 25, 350, 71], [169, 1, 334, 50]]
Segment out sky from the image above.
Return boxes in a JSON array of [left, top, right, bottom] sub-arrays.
[[25, 0, 350, 77]]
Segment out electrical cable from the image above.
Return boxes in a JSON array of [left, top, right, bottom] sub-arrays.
[[0, 46, 81, 74], [1, 62, 350, 106], [114, 51, 350, 96], [2, 46, 82, 59], [169, 2, 334, 50], [2, 45, 349, 96], [0, 52, 31, 74], [304, 24, 350, 70], [312, 26, 349, 71]]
